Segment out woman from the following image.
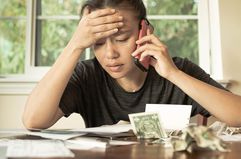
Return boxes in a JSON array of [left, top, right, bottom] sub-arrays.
[[23, 0, 241, 129]]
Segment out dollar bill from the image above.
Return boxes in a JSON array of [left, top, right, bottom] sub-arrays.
[[171, 125, 229, 153], [209, 121, 241, 135], [128, 112, 167, 139]]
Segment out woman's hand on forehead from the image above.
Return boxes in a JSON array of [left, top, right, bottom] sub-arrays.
[[69, 8, 124, 50], [88, 8, 119, 18], [86, 9, 123, 26]]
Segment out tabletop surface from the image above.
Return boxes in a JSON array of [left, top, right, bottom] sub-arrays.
[[1, 134, 241, 159], [71, 141, 241, 159]]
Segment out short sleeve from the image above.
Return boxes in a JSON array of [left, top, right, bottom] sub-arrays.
[[59, 62, 86, 117], [59, 79, 80, 117]]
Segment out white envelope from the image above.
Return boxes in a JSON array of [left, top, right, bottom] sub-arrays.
[[145, 104, 192, 131]]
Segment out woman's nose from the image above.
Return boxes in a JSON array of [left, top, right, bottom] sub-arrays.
[[106, 40, 119, 59]]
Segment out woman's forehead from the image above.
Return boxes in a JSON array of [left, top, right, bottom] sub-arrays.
[[116, 8, 138, 20], [116, 9, 139, 29]]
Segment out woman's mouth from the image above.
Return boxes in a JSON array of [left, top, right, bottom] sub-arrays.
[[107, 64, 123, 72]]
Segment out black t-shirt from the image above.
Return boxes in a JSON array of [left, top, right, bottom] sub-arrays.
[[59, 57, 226, 127]]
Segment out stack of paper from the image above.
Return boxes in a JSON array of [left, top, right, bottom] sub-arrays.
[[0, 123, 137, 158], [146, 104, 192, 131], [0, 139, 74, 158]]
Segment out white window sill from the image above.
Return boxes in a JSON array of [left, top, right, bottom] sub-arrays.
[[0, 75, 231, 95], [216, 79, 230, 88], [0, 76, 40, 95]]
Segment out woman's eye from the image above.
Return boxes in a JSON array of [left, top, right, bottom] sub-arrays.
[[95, 39, 106, 46], [95, 41, 105, 46], [95, 43, 104, 46], [116, 38, 128, 42]]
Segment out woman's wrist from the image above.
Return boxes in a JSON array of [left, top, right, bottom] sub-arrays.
[[65, 41, 85, 56], [166, 68, 182, 84]]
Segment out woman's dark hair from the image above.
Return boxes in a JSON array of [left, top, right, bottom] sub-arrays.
[[80, 0, 147, 20]]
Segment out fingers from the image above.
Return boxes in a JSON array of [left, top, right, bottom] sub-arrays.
[[132, 43, 162, 57], [77, 8, 124, 48], [86, 8, 123, 26], [149, 57, 157, 66], [147, 25, 154, 35], [132, 37, 168, 57], [88, 14, 123, 26], [136, 34, 164, 47], [139, 45, 169, 62], [131, 34, 170, 64], [92, 22, 123, 33], [89, 8, 116, 19], [95, 29, 119, 39], [139, 50, 160, 62], [133, 34, 169, 59], [85, 8, 124, 38]]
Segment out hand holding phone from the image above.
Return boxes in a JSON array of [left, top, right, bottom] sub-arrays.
[[133, 19, 151, 72]]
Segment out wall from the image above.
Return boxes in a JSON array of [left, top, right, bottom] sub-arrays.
[[0, 95, 85, 129], [219, 0, 241, 95]]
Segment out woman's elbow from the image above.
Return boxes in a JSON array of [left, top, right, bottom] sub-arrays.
[[22, 112, 49, 130], [224, 117, 241, 127]]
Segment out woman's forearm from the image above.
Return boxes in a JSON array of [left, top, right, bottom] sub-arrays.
[[22, 45, 84, 129], [168, 70, 241, 126]]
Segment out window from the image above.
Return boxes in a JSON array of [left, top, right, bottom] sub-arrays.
[[145, 0, 199, 64], [35, 0, 84, 66], [0, 0, 27, 74], [0, 0, 219, 79]]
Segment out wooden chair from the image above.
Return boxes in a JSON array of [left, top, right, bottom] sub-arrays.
[[196, 114, 208, 126]]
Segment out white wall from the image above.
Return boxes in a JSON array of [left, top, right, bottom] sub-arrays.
[[219, 0, 241, 95], [0, 95, 85, 129], [0, 95, 27, 129]]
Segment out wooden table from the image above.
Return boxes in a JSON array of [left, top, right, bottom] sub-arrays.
[[2, 134, 241, 159], [72, 141, 241, 159]]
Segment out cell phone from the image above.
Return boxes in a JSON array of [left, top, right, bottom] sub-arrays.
[[133, 19, 150, 72]]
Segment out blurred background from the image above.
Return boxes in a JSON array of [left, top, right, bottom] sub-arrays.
[[0, 0, 241, 129]]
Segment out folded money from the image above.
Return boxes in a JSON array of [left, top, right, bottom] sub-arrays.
[[171, 125, 229, 153], [128, 112, 167, 139], [209, 121, 241, 135]]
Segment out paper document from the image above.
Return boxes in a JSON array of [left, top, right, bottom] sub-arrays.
[[0, 124, 132, 140], [145, 104, 192, 130], [70, 124, 132, 135], [65, 137, 107, 150], [0, 146, 7, 159], [6, 140, 74, 158], [0, 129, 29, 138], [0, 139, 8, 159], [65, 136, 138, 150], [29, 124, 133, 140], [219, 134, 241, 142], [0, 129, 84, 140], [28, 130, 85, 140]]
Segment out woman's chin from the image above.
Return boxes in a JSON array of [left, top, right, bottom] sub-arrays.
[[108, 72, 125, 79]]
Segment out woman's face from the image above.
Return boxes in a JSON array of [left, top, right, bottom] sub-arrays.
[[93, 8, 140, 79]]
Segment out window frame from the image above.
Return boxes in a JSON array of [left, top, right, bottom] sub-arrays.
[[25, 0, 92, 77], [0, 0, 225, 94], [0, 2, 27, 75]]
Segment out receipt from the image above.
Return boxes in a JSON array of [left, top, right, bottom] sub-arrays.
[[6, 140, 74, 158]]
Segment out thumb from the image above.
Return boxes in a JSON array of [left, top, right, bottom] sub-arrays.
[[147, 25, 154, 35]]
